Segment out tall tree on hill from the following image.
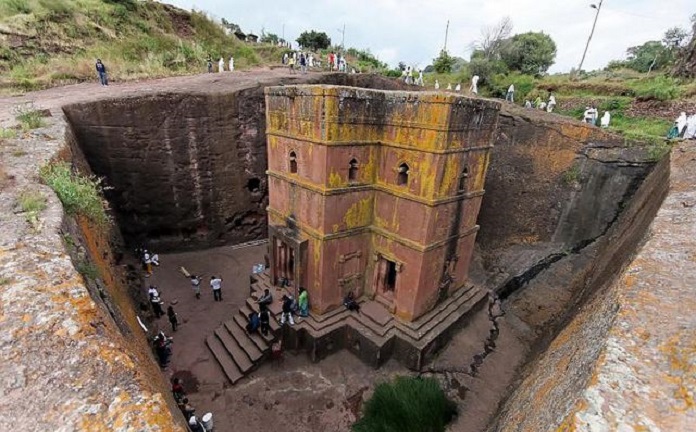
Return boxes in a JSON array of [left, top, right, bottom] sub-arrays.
[[296, 31, 331, 51], [476, 17, 513, 61], [500, 32, 557, 76]]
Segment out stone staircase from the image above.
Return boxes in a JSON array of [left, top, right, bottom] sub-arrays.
[[207, 270, 488, 383]]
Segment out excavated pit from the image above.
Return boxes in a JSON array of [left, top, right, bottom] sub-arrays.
[[61, 77, 668, 431]]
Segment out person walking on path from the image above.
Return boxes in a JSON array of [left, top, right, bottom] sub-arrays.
[[149, 285, 164, 318], [288, 55, 296, 73], [259, 304, 271, 336], [298, 287, 309, 317], [167, 304, 179, 332], [210, 275, 223, 302], [143, 249, 153, 277], [229, 56, 234, 72], [506, 84, 515, 103], [218, 57, 225, 73], [206, 56, 213, 73], [299, 53, 307, 74], [280, 294, 295, 325], [95, 59, 108, 86], [190, 275, 201, 299]]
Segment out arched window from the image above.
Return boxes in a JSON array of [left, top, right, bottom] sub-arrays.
[[397, 163, 409, 186], [458, 167, 469, 192], [289, 151, 297, 174], [348, 158, 359, 181]]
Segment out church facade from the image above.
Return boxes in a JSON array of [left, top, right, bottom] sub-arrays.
[[265, 85, 499, 321]]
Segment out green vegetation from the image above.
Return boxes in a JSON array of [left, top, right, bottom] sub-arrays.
[[433, 50, 455, 74], [562, 165, 581, 185], [76, 260, 100, 281], [18, 189, 47, 226], [0, 0, 279, 91], [500, 32, 557, 75], [352, 376, 457, 432], [14, 104, 45, 130], [296, 30, 331, 51], [39, 161, 109, 225], [0, 127, 17, 139]]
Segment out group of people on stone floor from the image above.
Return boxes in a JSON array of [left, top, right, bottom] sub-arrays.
[[581, 106, 612, 128], [172, 378, 213, 431], [669, 112, 696, 139], [281, 51, 354, 74]]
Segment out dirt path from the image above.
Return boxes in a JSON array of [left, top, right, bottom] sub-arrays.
[[0, 68, 320, 125]]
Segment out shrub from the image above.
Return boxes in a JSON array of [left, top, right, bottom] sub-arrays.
[[18, 189, 47, 225], [2, 0, 32, 15], [14, 104, 45, 130], [352, 376, 457, 432], [39, 161, 109, 226], [0, 128, 17, 139], [632, 76, 682, 101]]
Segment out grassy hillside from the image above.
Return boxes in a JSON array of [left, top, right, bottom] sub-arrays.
[[425, 68, 696, 144], [0, 0, 287, 91]]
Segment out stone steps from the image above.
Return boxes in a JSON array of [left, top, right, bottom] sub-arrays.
[[224, 320, 264, 362], [214, 327, 254, 373], [205, 335, 244, 384], [233, 314, 269, 352], [239, 304, 277, 344]]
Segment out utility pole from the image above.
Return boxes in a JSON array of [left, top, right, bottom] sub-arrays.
[[443, 20, 450, 52], [337, 24, 345, 50], [282, 23, 285, 42], [577, 0, 604, 73]]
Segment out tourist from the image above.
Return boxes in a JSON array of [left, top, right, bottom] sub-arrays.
[[470, 75, 479, 95], [434, 80, 440, 90], [280, 294, 295, 325], [288, 55, 296, 73], [167, 304, 179, 332], [218, 57, 225, 73], [547, 94, 557, 113], [228, 56, 234, 72], [206, 56, 213, 73], [246, 311, 260, 333], [299, 53, 307, 74], [600, 111, 611, 128], [95, 59, 108, 86], [676, 112, 687, 137], [506, 84, 515, 103], [259, 304, 271, 336], [172, 378, 185, 402], [210, 275, 223, 302], [188, 416, 205, 432], [684, 114, 696, 139], [343, 292, 360, 312], [180, 398, 196, 421], [298, 287, 309, 317], [149, 286, 164, 318], [256, 288, 272, 306], [190, 275, 201, 299], [142, 249, 153, 277], [416, 69, 424, 86]]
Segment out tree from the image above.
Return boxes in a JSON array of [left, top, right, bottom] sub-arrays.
[[476, 17, 513, 61], [500, 32, 557, 75], [296, 31, 331, 51], [433, 50, 455, 74], [626, 41, 672, 72], [221, 18, 241, 34], [663, 27, 689, 48], [260, 30, 279, 45]]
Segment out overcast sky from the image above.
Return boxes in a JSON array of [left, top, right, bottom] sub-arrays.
[[164, 0, 693, 73]]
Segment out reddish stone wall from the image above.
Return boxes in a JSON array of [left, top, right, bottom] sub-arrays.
[[266, 86, 500, 321]]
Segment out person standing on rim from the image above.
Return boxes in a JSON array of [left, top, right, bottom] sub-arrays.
[[95, 59, 108, 86], [210, 275, 223, 302]]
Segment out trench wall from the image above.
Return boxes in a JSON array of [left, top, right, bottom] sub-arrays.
[[492, 148, 673, 431], [63, 74, 409, 251]]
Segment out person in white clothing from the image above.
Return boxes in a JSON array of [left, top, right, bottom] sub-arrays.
[[676, 112, 687, 136], [447, 83, 452, 90], [228, 56, 234, 72], [210, 276, 223, 302], [600, 111, 611, 128], [470, 75, 479, 94], [455, 83, 461, 92], [506, 84, 515, 102], [434, 80, 440, 90], [684, 114, 696, 139], [546, 95, 557, 112], [218, 57, 224, 73]]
